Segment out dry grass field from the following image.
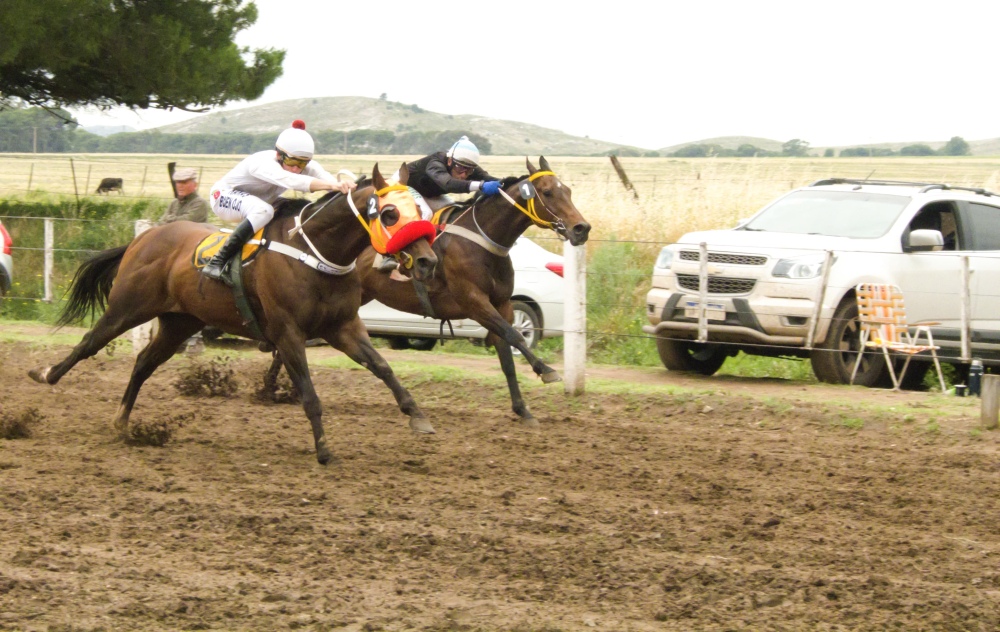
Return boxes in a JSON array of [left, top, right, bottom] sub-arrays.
[[2, 153, 1000, 246]]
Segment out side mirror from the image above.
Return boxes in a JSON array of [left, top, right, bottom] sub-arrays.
[[907, 229, 944, 252]]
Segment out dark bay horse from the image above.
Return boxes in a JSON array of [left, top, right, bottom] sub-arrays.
[[29, 165, 438, 465], [342, 157, 590, 426]]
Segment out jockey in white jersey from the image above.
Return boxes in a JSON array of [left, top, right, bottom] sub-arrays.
[[201, 120, 356, 281]]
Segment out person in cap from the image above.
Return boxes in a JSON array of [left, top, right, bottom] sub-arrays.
[[200, 120, 357, 281], [159, 167, 210, 225], [379, 135, 500, 271]]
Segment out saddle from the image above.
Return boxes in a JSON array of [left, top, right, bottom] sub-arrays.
[[193, 228, 269, 341], [192, 227, 267, 272]]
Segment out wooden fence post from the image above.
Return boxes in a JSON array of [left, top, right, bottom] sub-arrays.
[[69, 158, 81, 216], [981, 374, 1000, 430], [43, 219, 54, 303], [609, 155, 639, 201]]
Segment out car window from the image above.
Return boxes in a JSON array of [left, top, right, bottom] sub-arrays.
[[959, 202, 1000, 250], [904, 202, 958, 251], [742, 190, 909, 238]]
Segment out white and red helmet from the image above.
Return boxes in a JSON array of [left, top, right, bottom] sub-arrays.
[[275, 120, 315, 159]]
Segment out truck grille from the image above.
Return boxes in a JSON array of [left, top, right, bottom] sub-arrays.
[[679, 250, 768, 266], [677, 274, 756, 294]]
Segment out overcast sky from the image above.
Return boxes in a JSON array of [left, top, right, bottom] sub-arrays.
[[70, 0, 1000, 149]]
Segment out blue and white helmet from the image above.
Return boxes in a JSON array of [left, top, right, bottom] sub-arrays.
[[447, 135, 480, 168]]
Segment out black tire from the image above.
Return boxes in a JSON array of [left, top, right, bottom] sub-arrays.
[[387, 336, 411, 350], [407, 338, 438, 351], [511, 301, 541, 352], [810, 299, 887, 385], [655, 337, 728, 375], [897, 360, 931, 391], [386, 336, 437, 351]]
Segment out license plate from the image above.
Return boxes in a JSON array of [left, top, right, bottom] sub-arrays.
[[684, 301, 725, 321]]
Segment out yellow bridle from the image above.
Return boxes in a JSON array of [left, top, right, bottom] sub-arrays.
[[498, 170, 557, 229]]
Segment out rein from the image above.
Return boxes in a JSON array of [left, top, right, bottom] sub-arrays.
[[497, 170, 562, 230], [442, 170, 566, 257]]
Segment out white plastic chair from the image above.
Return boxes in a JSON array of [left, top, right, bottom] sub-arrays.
[[850, 283, 947, 392]]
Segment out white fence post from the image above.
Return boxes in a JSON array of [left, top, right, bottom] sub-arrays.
[[43, 218, 54, 302], [960, 255, 971, 361], [563, 240, 587, 395], [804, 250, 834, 349], [697, 242, 708, 342], [131, 220, 155, 354]]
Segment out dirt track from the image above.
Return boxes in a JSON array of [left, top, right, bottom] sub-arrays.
[[2, 331, 1000, 631]]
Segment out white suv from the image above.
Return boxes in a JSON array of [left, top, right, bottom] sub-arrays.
[[644, 179, 1000, 386]]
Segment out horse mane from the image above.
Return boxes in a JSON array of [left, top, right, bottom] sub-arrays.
[[500, 175, 525, 188]]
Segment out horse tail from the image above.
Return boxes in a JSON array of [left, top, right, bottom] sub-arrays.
[[55, 245, 128, 328]]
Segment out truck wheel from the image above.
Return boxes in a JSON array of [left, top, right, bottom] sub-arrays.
[[655, 337, 728, 375], [810, 300, 887, 385]]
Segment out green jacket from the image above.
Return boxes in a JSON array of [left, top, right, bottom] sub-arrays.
[[159, 192, 210, 224]]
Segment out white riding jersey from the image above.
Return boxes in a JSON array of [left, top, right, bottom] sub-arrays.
[[211, 150, 337, 203], [209, 150, 339, 231]]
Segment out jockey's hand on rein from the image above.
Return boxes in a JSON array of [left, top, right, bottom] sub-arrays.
[[481, 181, 501, 196]]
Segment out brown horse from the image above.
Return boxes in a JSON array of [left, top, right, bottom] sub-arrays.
[[263, 157, 590, 425], [29, 164, 438, 465]]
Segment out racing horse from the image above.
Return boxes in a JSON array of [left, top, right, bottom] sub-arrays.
[[264, 157, 591, 426], [29, 164, 438, 465]]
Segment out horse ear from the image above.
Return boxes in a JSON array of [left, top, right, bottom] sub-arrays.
[[539, 156, 550, 172], [373, 163, 387, 189], [526, 157, 537, 174], [398, 162, 409, 186]]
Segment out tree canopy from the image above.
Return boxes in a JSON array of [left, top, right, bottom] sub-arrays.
[[0, 0, 284, 112]]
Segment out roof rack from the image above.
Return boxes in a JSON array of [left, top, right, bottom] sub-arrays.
[[809, 178, 939, 188], [809, 178, 998, 197]]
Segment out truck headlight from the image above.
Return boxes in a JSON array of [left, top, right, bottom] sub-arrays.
[[772, 255, 827, 279], [654, 247, 674, 270]]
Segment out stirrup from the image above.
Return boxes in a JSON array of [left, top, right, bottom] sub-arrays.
[[201, 260, 226, 281]]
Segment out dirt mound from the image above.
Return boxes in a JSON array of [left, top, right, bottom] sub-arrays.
[[2, 338, 999, 630]]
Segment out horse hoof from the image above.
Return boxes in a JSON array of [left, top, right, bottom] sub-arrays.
[[541, 370, 562, 384], [520, 417, 540, 429], [28, 367, 50, 384], [409, 417, 436, 434], [316, 449, 334, 466]]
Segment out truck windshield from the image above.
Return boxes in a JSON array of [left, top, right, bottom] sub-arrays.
[[741, 190, 909, 238]]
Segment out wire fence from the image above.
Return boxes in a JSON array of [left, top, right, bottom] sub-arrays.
[[1, 214, 993, 372]]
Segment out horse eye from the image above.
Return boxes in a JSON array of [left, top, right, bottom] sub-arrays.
[[380, 205, 400, 227], [542, 188, 554, 198]]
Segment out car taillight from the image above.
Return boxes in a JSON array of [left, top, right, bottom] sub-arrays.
[[545, 262, 564, 278], [0, 223, 10, 256]]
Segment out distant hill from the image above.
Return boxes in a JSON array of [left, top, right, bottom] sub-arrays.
[[83, 125, 137, 137], [154, 96, 639, 157], [658, 136, 786, 154], [661, 135, 1000, 157]]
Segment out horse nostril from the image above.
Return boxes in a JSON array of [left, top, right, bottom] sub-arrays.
[[574, 223, 592, 243]]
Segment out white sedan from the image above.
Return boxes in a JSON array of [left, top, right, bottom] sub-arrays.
[[361, 236, 566, 351]]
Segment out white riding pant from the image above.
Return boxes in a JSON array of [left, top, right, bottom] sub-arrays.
[[210, 188, 274, 231]]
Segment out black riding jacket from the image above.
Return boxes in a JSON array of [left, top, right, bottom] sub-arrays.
[[405, 152, 497, 198]]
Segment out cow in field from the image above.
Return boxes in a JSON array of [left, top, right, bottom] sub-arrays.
[[95, 178, 124, 195]]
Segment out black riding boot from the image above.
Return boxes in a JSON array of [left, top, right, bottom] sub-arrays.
[[377, 255, 398, 272], [201, 219, 254, 281]]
